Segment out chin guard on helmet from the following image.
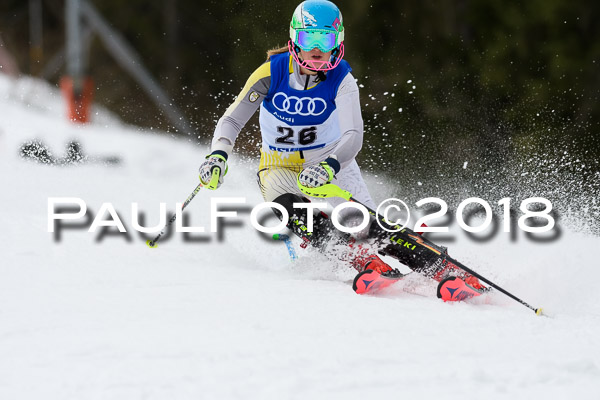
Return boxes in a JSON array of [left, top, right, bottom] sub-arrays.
[[289, 0, 345, 72], [288, 40, 344, 72]]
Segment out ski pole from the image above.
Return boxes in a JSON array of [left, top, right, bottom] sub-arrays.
[[297, 180, 544, 316], [146, 168, 220, 248]]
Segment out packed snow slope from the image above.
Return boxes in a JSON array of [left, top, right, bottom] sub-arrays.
[[1, 75, 599, 400]]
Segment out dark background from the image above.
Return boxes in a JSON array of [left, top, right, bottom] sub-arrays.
[[2, 0, 599, 231]]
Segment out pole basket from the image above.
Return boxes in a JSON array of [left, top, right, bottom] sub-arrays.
[[60, 76, 94, 123]]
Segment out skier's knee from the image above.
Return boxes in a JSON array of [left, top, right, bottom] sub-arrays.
[[271, 193, 308, 223], [271, 193, 337, 247]]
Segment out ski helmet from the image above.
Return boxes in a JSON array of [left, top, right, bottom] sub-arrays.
[[288, 0, 345, 71]]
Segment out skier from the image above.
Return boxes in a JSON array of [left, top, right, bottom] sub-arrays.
[[198, 0, 483, 294]]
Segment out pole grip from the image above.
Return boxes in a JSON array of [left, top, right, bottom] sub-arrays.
[[207, 167, 221, 190]]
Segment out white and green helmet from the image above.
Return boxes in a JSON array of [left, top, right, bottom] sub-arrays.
[[288, 0, 345, 71]]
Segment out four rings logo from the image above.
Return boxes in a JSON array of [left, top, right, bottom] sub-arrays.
[[272, 92, 327, 116]]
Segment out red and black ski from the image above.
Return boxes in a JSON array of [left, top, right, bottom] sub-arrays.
[[436, 276, 486, 302], [352, 269, 407, 294]]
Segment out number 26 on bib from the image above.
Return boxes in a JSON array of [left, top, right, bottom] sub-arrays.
[[275, 126, 317, 146]]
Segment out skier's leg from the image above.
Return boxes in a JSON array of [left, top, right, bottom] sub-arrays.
[[270, 192, 339, 250], [326, 160, 397, 273], [256, 164, 342, 249], [270, 192, 394, 274], [257, 161, 397, 274]]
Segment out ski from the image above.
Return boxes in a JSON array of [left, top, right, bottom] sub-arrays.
[[352, 269, 407, 294], [436, 276, 486, 302], [273, 233, 298, 261]]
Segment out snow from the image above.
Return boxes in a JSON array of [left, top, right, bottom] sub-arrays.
[[1, 74, 600, 399]]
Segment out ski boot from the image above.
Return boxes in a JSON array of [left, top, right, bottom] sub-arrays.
[[350, 245, 406, 294], [433, 260, 484, 290]]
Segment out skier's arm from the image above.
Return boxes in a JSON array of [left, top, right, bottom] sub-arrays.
[[329, 73, 364, 169], [210, 62, 272, 154], [200, 63, 271, 189]]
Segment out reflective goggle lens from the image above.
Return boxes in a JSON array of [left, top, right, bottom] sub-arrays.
[[297, 30, 337, 52]]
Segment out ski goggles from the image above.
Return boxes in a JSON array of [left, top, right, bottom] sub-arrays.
[[293, 29, 339, 52]]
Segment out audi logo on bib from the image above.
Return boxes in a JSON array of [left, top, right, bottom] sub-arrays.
[[272, 92, 327, 116]]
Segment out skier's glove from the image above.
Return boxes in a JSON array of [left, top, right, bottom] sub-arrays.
[[298, 155, 341, 188], [199, 150, 228, 190]]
